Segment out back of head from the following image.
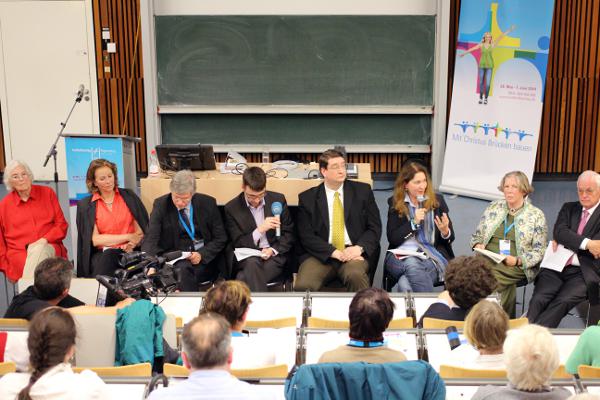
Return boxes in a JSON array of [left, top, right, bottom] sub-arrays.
[[182, 312, 231, 370], [33, 257, 73, 301], [242, 166, 267, 191], [348, 288, 395, 341], [464, 300, 508, 352], [19, 307, 76, 400], [201, 280, 251, 328], [504, 324, 559, 391], [445, 255, 496, 310]]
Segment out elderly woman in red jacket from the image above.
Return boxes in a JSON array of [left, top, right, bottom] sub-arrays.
[[0, 160, 68, 282]]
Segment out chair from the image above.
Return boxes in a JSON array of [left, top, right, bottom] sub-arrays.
[[73, 362, 152, 377], [516, 277, 529, 316], [307, 316, 413, 329], [244, 317, 296, 329], [0, 318, 28, 328], [163, 363, 289, 379], [439, 365, 506, 379], [0, 361, 16, 375], [578, 365, 600, 378], [422, 317, 528, 330]]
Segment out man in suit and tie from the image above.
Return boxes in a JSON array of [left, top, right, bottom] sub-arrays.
[[528, 170, 600, 327], [224, 167, 294, 291], [142, 170, 228, 291], [295, 149, 382, 292]]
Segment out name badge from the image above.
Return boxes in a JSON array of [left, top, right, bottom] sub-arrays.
[[499, 239, 511, 256]]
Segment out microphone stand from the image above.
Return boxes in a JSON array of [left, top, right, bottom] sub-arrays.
[[43, 89, 84, 197]]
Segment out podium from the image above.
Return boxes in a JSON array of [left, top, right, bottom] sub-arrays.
[[63, 134, 140, 268]]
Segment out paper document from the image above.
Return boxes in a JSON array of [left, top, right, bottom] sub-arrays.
[[166, 251, 191, 265], [474, 248, 507, 264], [540, 242, 573, 273], [234, 248, 263, 261], [387, 249, 427, 260]]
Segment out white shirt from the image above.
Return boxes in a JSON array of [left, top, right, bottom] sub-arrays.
[[324, 183, 351, 246], [0, 363, 110, 400], [446, 345, 506, 370]]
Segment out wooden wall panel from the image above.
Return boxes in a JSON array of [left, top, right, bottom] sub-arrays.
[[92, 0, 147, 173]]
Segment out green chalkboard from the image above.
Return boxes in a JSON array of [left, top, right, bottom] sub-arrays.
[[156, 15, 435, 106], [161, 114, 430, 145]]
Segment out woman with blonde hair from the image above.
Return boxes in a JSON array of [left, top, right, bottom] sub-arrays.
[[384, 160, 455, 292], [471, 171, 547, 317], [0, 307, 109, 399]]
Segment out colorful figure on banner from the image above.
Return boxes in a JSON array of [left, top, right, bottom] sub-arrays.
[[460, 25, 516, 105]]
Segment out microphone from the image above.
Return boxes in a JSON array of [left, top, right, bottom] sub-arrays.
[[415, 195, 426, 230], [271, 201, 283, 237]]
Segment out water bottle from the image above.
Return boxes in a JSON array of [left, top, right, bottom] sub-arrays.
[[148, 149, 160, 178]]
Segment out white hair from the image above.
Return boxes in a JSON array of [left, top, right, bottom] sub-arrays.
[[504, 324, 559, 391], [578, 170, 600, 188], [170, 170, 196, 194], [3, 160, 34, 191]]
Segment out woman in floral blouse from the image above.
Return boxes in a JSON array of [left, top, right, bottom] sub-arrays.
[[470, 171, 547, 317]]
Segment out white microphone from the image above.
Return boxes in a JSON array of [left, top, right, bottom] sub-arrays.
[[415, 195, 426, 230]]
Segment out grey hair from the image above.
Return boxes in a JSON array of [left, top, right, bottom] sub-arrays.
[[182, 313, 231, 369], [578, 170, 600, 188], [497, 171, 534, 196], [3, 160, 34, 191], [170, 170, 196, 194], [504, 324, 559, 391]]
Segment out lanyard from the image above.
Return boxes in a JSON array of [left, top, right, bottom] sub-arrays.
[[348, 339, 385, 348], [178, 206, 195, 240], [503, 216, 515, 239]]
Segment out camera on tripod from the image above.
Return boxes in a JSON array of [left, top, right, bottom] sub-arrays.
[[96, 250, 183, 300]]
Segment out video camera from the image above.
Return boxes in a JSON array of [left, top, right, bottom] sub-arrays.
[[96, 250, 182, 300]]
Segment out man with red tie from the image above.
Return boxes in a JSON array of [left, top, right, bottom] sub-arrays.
[[528, 170, 600, 327]]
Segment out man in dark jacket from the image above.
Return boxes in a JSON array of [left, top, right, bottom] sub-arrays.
[[224, 167, 294, 291], [142, 170, 228, 291]]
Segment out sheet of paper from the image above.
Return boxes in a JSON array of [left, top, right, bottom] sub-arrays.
[[387, 249, 427, 260], [474, 248, 506, 264], [540, 241, 573, 273], [234, 247, 263, 261], [166, 251, 191, 265]]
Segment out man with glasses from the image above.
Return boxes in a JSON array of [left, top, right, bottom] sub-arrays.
[[224, 167, 294, 291], [142, 170, 228, 291], [295, 149, 381, 292]]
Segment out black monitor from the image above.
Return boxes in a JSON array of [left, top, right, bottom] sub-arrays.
[[155, 144, 216, 171]]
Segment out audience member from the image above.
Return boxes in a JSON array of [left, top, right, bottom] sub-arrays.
[[201, 280, 276, 368], [318, 287, 407, 363], [447, 300, 509, 370], [224, 166, 294, 291], [471, 324, 571, 400], [471, 171, 547, 317], [142, 170, 228, 291], [4, 257, 131, 320], [147, 312, 275, 400], [419, 255, 497, 327], [76, 158, 148, 278], [528, 170, 600, 328], [0, 307, 110, 399], [0, 160, 68, 282], [295, 149, 381, 291], [384, 160, 454, 292], [565, 322, 600, 374]]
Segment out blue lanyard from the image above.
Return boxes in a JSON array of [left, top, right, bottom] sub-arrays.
[[348, 339, 385, 348], [503, 216, 515, 239], [177, 206, 195, 240]]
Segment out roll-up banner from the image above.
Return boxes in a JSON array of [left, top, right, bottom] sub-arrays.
[[440, 0, 555, 200]]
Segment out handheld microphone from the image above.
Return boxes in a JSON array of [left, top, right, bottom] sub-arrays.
[[445, 326, 461, 350], [271, 201, 283, 237], [416, 195, 426, 209]]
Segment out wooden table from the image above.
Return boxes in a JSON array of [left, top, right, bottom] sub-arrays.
[[140, 163, 372, 211]]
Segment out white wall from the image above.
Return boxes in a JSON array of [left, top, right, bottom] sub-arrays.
[[0, 0, 99, 180]]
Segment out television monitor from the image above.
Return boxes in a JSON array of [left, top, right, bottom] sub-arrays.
[[155, 144, 216, 171]]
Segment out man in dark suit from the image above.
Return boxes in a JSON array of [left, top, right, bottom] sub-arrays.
[[528, 170, 600, 327], [142, 170, 228, 291], [224, 167, 294, 291], [295, 149, 382, 292]]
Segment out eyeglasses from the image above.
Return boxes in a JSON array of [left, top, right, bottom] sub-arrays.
[[10, 173, 29, 180], [327, 163, 346, 171]]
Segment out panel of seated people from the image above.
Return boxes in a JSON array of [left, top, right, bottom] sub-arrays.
[[443, 380, 576, 400], [309, 293, 407, 322], [302, 328, 418, 364], [18, 277, 101, 306], [423, 328, 582, 372], [412, 293, 498, 323]]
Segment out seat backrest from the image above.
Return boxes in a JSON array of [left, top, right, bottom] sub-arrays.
[[232, 363, 288, 379], [73, 362, 152, 377], [0, 318, 28, 328], [163, 363, 189, 377], [439, 365, 506, 379], [578, 365, 600, 378], [422, 318, 464, 329], [72, 312, 117, 367], [18, 278, 100, 305], [0, 361, 16, 375], [244, 317, 296, 329], [307, 316, 413, 329]]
